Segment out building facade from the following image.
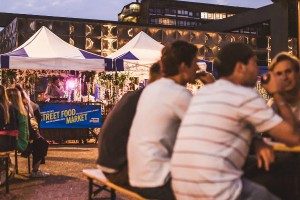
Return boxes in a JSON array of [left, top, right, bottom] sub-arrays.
[[119, 0, 250, 28], [0, 14, 265, 63], [0, 0, 298, 67]]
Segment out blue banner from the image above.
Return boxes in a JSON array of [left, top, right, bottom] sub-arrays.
[[39, 103, 102, 128]]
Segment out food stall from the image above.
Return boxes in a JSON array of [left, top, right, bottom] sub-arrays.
[[0, 26, 112, 142]]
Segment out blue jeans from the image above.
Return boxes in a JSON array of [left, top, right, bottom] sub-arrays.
[[237, 178, 281, 200]]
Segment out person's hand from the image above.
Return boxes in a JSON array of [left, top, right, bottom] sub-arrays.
[[254, 139, 274, 171], [196, 71, 215, 84], [262, 72, 284, 95]]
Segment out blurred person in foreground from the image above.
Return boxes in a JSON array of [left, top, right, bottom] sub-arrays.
[[171, 42, 300, 200], [97, 61, 162, 188], [245, 52, 300, 199], [127, 40, 199, 200]]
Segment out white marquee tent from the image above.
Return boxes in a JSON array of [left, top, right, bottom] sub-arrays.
[[107, 31, 164, 71], [0, 26, 110, 71]]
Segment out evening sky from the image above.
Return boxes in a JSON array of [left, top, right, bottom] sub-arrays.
[[0, 0, 272, 22]]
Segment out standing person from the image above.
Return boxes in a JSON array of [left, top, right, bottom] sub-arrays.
[[171, 42, 300, 200], [97, 62, 162, 188], [44, 77, 65, 100], [245, 52, 300, 199], [127, 40, 199, 200], [6, 88, 29, 152]]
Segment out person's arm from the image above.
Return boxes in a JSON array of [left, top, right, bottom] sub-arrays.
[[267, 121, 300, 146], [44, 85, 52, 99]]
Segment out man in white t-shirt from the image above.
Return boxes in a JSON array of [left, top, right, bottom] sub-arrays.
[[127, 40, 199, 199], [171, 42, 300, 200]]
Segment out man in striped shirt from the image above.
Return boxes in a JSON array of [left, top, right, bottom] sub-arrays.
[[171, 43, 300, 200]]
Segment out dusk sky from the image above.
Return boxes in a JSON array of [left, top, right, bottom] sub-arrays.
[[0, 0, 272, 22]]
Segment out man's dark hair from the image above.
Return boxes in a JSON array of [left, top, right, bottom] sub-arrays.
[[52, 77, 59, 83], [214, 42, 255, 77], [150, 62, 161, 74], [161, 40, 198, 77], [148, 62, 162, 84]]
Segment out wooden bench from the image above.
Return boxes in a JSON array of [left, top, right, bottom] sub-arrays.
[[82, 169, 147, 200], [0, 151, 13, 193]]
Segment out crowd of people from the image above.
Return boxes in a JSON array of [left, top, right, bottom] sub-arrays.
[[0, 84, 50, 185], [97, 40, 300, 200], [1, 39, 300, 199]]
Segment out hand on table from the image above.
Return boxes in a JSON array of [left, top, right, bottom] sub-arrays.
[[254, 139, 274, 171]]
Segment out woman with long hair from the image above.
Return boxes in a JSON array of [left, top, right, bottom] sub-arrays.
[[0, 85, 18, 151], [6, 88, 29, 152], [0, 85, 18, 185]]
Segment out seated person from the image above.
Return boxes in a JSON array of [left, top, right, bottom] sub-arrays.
[[97, 62, 162, 188], [244, 52, 300, 199]]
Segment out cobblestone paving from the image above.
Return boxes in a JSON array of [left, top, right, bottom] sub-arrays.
[[0, 143, 131, 200]]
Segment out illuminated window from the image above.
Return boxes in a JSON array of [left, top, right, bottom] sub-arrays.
[[201, 12, 208, 19], [158, 18, 176, 25], [215, 13, 221, 19], [207, 13, 214, 19]]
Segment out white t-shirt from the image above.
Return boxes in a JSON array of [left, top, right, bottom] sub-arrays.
[[127, 78, 192, 188], [171, 79, 282, 200]]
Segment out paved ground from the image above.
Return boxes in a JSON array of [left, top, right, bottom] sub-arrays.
[[0, 143, 131, 200]]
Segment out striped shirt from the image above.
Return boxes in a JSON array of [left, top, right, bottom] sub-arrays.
[[171, 79, 282, 200]]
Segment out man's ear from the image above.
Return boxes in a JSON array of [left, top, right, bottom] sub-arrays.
[[235, 62, 246, 74], [178, 62, 186, 73]]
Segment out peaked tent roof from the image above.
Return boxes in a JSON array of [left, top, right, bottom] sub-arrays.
[[0, 26, 111, 71], [107, 31, 164, 66]]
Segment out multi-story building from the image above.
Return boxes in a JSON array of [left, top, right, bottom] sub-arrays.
[[119, 0, 251, 29], [0, 0, 297, 67]]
